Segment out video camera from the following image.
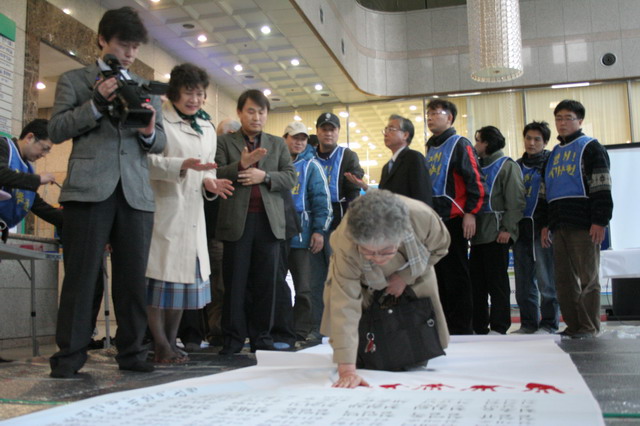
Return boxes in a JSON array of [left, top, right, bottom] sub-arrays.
[[100, 54, 169, 128]]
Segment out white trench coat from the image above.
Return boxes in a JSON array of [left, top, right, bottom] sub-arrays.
[[145, 101, 216, 283]]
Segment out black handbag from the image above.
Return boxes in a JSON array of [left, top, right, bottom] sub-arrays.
[[356, 287, 445, 371]]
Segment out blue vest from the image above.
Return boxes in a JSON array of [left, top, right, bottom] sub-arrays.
[[545, 135, 592, 202], [315, 146, 345, 203], [481, 156, 510, 213], [426, 134, 461, 198], [292, 158, 311, 213], [0, 138, 36, 228], [520, 163, 541, 219]]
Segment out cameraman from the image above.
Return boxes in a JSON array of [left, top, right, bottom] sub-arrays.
[[48, 7, 166, 378]]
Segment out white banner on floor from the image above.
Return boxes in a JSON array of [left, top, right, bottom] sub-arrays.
[[5, 336, 603, 425]]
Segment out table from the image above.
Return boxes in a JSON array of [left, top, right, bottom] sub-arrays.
[[0, 243, 62, 356]]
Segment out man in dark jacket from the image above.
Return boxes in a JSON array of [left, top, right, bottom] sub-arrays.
[[310, 112, 364, 337], [425, 99, 485, 335], [512, 121, 559, 334], [540, 99, 613, 339]]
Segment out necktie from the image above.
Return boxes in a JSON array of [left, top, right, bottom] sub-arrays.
[[388, 159, 394, 172]]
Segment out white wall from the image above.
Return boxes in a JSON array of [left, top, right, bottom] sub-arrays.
[[295, 0, 640, 97]]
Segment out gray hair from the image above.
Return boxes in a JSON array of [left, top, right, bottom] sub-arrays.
[[217, 118, 241, 136], [347, 190, 409, 247]]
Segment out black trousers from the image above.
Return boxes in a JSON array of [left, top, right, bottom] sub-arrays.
[[435, 216, 474, 335], [50, 184, 152, 371], [270, 240, 296, 345], [470, 241, 512, 334], [221, 212, 279, 351], [308, 231, 331, 333]]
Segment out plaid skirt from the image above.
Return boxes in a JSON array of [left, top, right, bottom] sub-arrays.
[[146, 259, 211, 309]]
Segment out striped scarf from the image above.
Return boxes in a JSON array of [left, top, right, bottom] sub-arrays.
[[361, 230, 430, 290]]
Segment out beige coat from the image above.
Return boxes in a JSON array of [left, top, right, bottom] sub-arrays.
[[320, 195, 451, 364], [145, 102, 216, 283]]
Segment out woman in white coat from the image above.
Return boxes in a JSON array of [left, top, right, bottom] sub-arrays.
[[146, 63, 233, 363]]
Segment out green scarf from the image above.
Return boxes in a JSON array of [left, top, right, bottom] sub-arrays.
[[174, 105, 211, 135]]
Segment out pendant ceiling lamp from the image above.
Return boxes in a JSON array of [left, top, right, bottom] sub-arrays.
[[467, 0, 523, 82]]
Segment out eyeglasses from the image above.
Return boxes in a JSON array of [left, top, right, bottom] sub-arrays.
[[554, 116, 579, 122], [426, 110, 448, 118], [358, 245, 398, 259], [382, 126, 402, 134]]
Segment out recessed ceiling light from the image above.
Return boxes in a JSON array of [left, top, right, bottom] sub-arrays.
[[355, 129, 361, 134], [294, 115, 302, 121], [261, 25, 271, 35], [409, 105, 417, 111], [432, 95, 439, 98], [234, 64, 243, 72], [263, 89, 272, 96], [314, 84, 323, 91], [150, 0, 161, 3], [197, 34, 207, 43], [338, 111, 349, 118], [68, 50, 76, 56], [35, 82, 46, 90], [62, 8, 72, 14], [362, 136, 369, 142], [349, 122, 356, 128], [164, 73, 171, 79], [415, 116, 423, 122], [290, 58, 300, 66]]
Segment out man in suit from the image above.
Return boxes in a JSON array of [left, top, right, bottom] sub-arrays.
[[214, 90, 296, 354], [47, 7, 166, 378], [345, 114, 432, 206]]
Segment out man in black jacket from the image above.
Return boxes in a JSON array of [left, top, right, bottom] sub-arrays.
[[345, 114, 432, 207], [309, 112, 364, 338], [540, 99, 613, 339]]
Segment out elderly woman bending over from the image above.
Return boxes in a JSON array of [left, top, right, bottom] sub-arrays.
[[320, 190, 451, 388]]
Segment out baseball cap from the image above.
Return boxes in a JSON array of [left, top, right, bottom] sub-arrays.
[[284, 121, 309, 137], [316, 112, 340, 129]]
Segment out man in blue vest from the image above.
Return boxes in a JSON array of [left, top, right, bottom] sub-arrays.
[[425, 99, 485, 335], [540, 99, 613, 339], [0, 119, 61, 243], [310, 112, 364, 338], [512, 121, 559, 334]]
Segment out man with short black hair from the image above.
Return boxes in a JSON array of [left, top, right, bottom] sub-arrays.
[[214, 89, 296, 354], [540, 99, 613, 339], [310, 112, 364, 337], [425, 99, 485, 335], [0, 119, 61, 243], [512, 121, 559, 335], [48, 6, 165, 378]]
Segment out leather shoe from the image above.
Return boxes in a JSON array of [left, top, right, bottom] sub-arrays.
[[119, 361, 155, 373], [50, 364, 77, 379]]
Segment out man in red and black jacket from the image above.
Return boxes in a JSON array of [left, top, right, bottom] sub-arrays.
[[425, 99, 485, 334]]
